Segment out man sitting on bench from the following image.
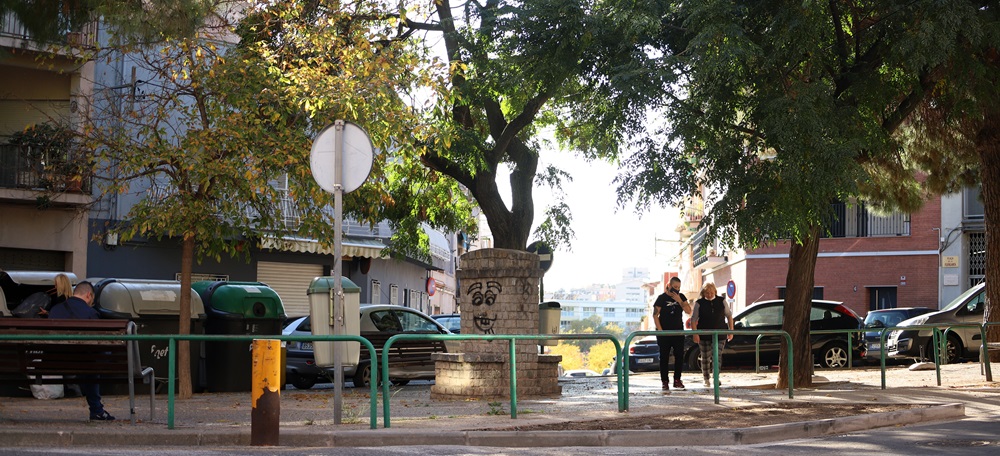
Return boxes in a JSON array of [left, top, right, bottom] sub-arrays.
[[48, 281, 116, 421]]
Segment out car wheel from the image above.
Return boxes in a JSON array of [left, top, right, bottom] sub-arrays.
[[928, 335, 963, 363], [819, 342, 849, 368], [352, 361, 372, 387], [391, 379, 410, 386], [686, 347, 702, 371], [290, 374, 317, 390]]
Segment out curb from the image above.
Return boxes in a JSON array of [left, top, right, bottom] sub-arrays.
[[0, 403, 964, 447]]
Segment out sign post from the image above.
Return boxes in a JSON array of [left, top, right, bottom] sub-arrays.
[[310, 120, 373, 425]]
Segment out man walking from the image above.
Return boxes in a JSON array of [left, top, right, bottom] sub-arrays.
[[652, 277, 692, 390]]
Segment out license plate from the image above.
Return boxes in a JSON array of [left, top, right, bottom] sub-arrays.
[[869, 343, 880, 350], [637, 358, 654, 364], [300, 342, 313, 350]]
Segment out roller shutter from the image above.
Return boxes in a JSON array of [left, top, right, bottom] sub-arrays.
[[256, 261, 322, 318]]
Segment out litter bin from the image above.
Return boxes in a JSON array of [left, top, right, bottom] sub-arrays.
[[538, 301, 562, 346], [91, 278, 206, 394], [193, 281, 285, 392], [307, 277, 361, 368]]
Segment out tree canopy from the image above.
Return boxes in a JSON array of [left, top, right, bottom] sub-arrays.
[[618, 0, 992, 387]]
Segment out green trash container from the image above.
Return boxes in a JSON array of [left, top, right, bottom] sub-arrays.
[[194, 281, 285, 392], [91, 278, 206, 394], [538, 301, 562, 346]]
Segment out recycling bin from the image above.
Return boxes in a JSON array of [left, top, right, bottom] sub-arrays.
[[193, 281, 285, 392], [307, 277, 361, 368], [538, 301, 562, 346], [91, 278, 206, 394]]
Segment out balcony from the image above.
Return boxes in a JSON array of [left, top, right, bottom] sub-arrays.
[[691, 227, 727, 269], [0, 144, 92, 203], [825, 201, 909, 237], [1, 11, 98, 49]]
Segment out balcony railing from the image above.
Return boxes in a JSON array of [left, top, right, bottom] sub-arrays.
[[0, 144, 91, 194], [825, 201, 909, 237], [1, 11, 97, 47]]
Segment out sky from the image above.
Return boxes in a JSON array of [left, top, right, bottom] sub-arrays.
[[486, 154, 681, 291]]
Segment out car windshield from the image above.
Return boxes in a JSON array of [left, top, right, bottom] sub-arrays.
[[864, 311, 907, 328], [941, 283, 986, 312]]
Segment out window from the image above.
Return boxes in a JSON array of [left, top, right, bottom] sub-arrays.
[[738, 305, 783, 328], [964, 186, 984, 219], [394, 309, 439, 332], [370, 280, 381, 304], [824, 200, 909, 237], [582, 307, 597, 312], [369, 310, 402, 332], [389, 284, 399, 305], [777, 287, 824, 300]]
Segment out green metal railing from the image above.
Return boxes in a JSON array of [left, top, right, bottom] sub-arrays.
[[804, 328, 865, 370], [379, 333, 622, 428], [981, 322, 1000, 381], [878, 323, 983, 389], [0, 333, 379, 430], [622, 330, 794, 408]]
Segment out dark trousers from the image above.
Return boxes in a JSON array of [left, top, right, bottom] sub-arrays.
[[77, 375, 105, 416], [656, 335, 686, 383]]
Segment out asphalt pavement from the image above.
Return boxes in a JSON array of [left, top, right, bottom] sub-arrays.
[[0, 363, 996, 450]]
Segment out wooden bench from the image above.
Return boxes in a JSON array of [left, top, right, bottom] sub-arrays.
[[0, 319, 155, 424]]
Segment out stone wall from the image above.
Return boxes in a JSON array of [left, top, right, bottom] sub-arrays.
[[431, 353, 562, 399]]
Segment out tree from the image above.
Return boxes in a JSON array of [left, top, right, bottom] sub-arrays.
[[82, 2, 475, 397], [619, 1, 986, 388], [387, 0, 671, 250], [903, 10, 1000, 356], [548, 342, 583, 371], [586, 340, 618, 373]]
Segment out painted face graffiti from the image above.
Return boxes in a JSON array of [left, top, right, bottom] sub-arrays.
[[468, 281, 502, 334]]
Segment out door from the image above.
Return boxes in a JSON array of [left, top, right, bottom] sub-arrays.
[[869, 287, 897, 311]]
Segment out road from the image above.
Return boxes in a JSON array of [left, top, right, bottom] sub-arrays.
[[5, 414, 998, 456]]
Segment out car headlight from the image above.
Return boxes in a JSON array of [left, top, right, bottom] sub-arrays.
[[907, 316, 930, 327]]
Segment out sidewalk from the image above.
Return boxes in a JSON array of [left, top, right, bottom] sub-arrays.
[[0, 363, 995, 447]]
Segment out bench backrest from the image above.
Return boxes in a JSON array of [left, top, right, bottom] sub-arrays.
[[0, 319, 144, 381]]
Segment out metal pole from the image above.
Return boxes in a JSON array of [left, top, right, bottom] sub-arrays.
[[712, 332, 720, 404], [932, 328, 941, 386], [167, 337, 176, 429], [982, 324, 993, 381], [251, 339, 281, 446], [509, 338, 518, 419], [332, 120, 345, 425]]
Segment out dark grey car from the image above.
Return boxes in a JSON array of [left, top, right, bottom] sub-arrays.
[[861, 307, 934, 362]]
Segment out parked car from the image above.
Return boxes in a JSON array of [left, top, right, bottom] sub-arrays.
[[887, 282, 986, 363], [431, 313, 461, 334], [861, 307, 935, 362], [283, 304, 452, 389], [685, 300, 863, 370], [628, 336, 667, 372]]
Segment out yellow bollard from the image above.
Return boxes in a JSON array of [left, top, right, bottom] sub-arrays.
[[251, 339, 281, 446]]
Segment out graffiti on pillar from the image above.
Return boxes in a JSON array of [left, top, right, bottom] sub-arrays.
[[469, 281, 501, 334], [514, 278, 532, 295]]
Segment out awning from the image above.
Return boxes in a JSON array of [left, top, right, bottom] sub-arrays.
[[259, 235, 385, 258]]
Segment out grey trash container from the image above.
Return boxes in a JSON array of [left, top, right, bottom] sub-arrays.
[[538, 301, 561, 346]]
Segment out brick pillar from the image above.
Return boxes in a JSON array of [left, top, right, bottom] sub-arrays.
[[457, 248, 541, 359]]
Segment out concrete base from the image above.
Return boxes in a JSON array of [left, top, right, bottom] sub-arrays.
[[431, 352, 562, 399]]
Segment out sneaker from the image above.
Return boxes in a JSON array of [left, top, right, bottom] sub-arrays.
[[89, 411, 115, 421], [673, 379, 685, 390], [661, 383, 671, 391], [703, 379, 711, 387]]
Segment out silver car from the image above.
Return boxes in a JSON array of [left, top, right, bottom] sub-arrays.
[[887, 282, 986, 362], [284, 304, 452, 389]]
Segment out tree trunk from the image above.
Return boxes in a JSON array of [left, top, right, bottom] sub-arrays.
[[776, 224, 821, 389], [978, 108, 1000, 361], [177, 234, 194, 399]]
